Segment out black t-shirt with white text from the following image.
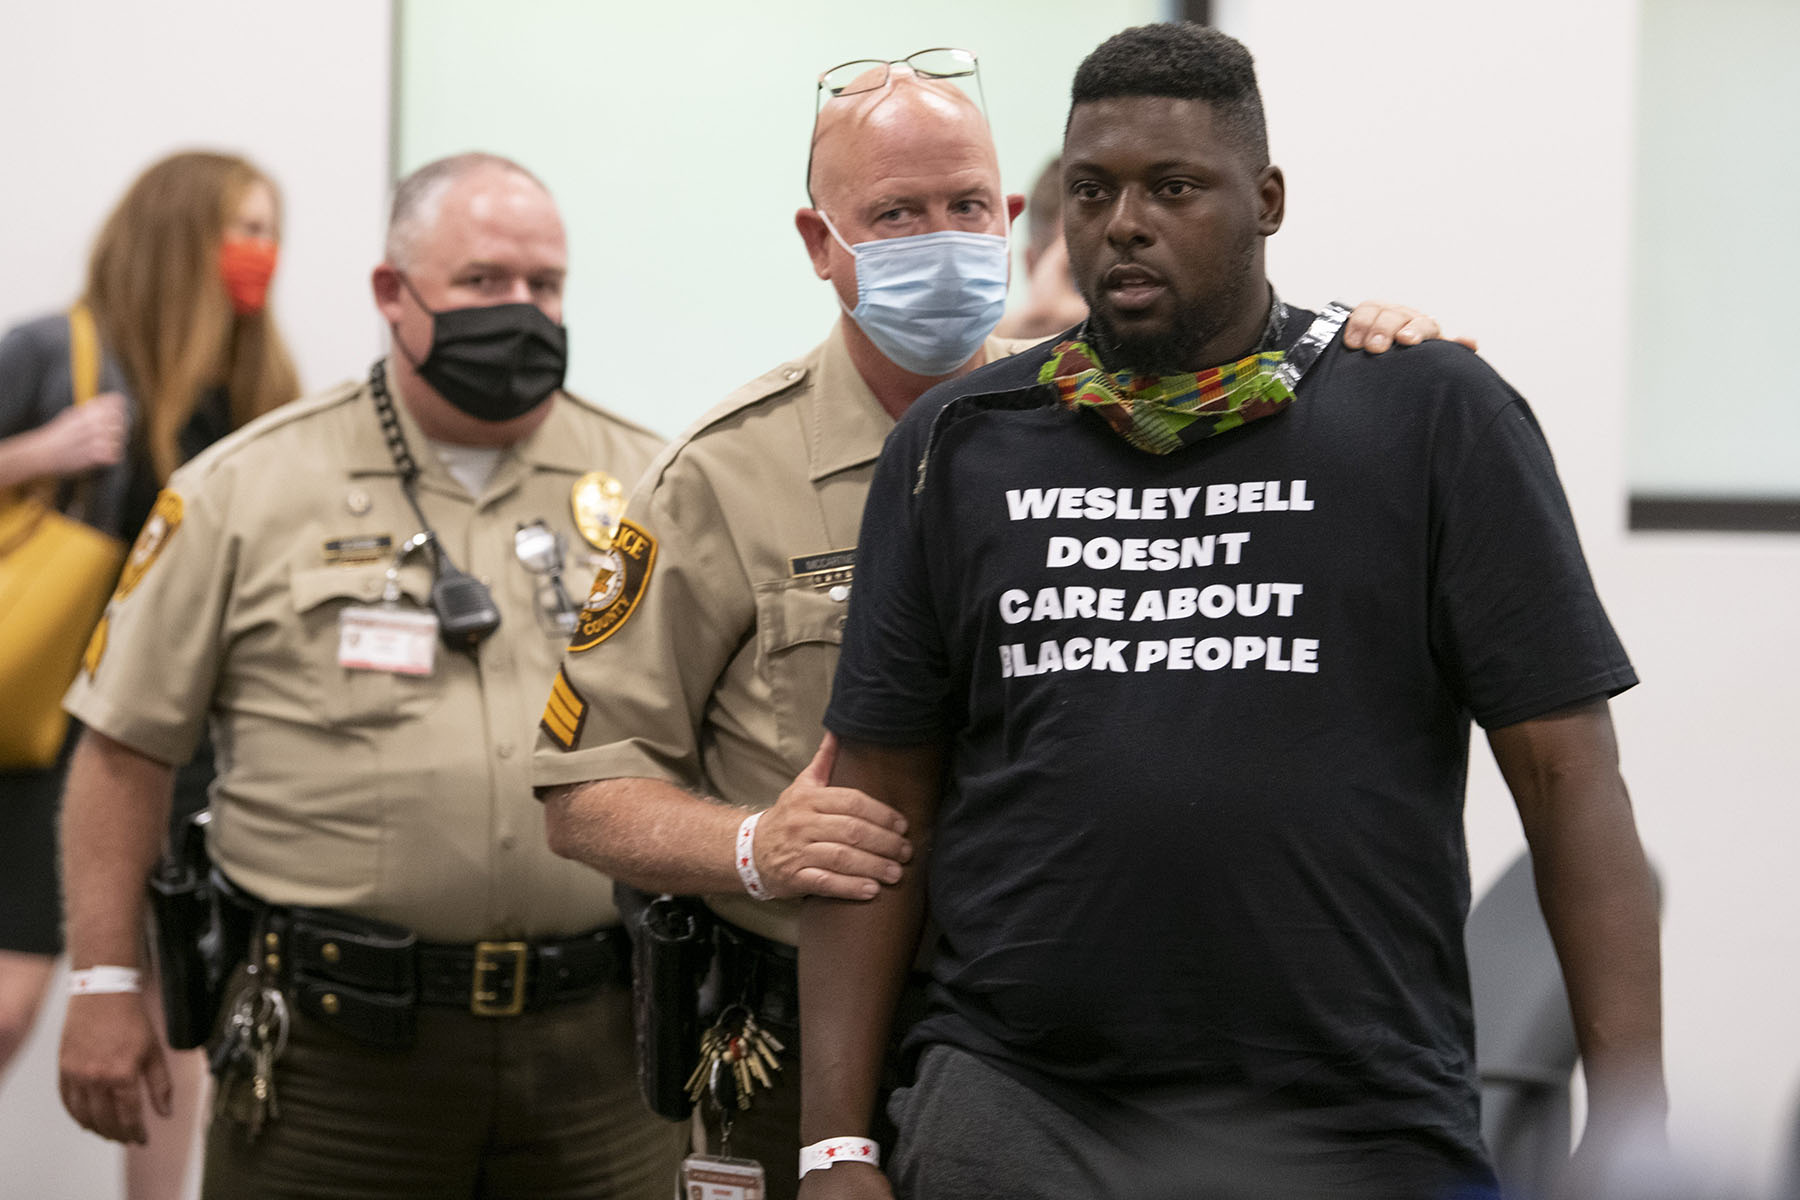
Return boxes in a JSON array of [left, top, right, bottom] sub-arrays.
[[825, 309, 1635, 1184]]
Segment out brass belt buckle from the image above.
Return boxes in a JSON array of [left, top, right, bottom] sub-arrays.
[[471, 941, 529, 1017]]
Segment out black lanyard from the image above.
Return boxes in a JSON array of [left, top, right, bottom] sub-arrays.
[[366, 361, 501, 652]]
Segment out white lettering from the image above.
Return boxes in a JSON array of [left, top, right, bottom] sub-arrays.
[[1093, 638, 1130, 672], [1168, 636, 1196, 670], [1140, 488, 1168, 520], [1046, 537, 1081, 568], [1199, 585, 1234, 618], [1064, 637, 1093, 670], [1206, 483, 1237, 516], [1169, 487, 1202, 519], [1005, 488, 1059, 520], [1220, 531, 1251, 565], [1232, 637, 1267, 669], [1292, 638, 1320, 672], [999, 589, 1030, 624], [1129, 591, 1166, 622], [1084, 487, 1116, 520], [1031, 589, 1065, 622], [1197, 637, 1232, 669], [1271, 582, 1303, 617], [1083, 538, 1122, 569], [1288, 479, 1313, 511], [1056, 487, 1086, 519], [1239, 481, 1265, 513], [1236, 583, 1271, 617], [1135, 641, 1168, 671], [1097, 589, 1126, 620]]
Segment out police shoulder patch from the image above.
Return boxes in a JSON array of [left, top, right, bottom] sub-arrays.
[[567, 518, 656, 653], [114, 489, 183, 600], [540, 667, 589, 751]]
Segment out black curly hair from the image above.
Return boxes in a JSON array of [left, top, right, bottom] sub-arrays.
[[1067, 23, 1269, 167]]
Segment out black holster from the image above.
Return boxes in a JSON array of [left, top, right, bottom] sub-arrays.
[[618, 884, 715, 1120], [146, 810, 239, 1050]]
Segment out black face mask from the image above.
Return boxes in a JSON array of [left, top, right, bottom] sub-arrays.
[[397, 275, 568, 422]]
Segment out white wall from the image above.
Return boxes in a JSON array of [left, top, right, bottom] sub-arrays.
[[0, 1, 393, 397], [0, 4, 392, 1197], [393, 0, 1166, 437], [1216, 0, 1800, 1191]]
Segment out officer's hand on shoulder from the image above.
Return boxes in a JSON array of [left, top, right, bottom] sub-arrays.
[[756, 734, 913, 901], [58, 989, 171, 1145], [1341, 300, 1478, 353]]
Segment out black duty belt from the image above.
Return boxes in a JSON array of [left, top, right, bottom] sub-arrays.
[[714, 920, 799, 1037], [216, 872, 628, 1048]]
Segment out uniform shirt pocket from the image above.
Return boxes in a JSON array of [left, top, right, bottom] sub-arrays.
[[753, 578, 850, 767], [288, 564, 442, 728]]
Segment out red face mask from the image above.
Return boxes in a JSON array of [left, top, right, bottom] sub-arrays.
[[218, 236, 279, 315]]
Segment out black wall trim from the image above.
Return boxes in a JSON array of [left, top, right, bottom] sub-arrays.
[[1629, 496, 1800, 533]]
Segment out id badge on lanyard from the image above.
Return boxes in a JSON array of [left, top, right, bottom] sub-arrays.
[[681, 1154, 764, 1200], [337, 540, 440, 675]]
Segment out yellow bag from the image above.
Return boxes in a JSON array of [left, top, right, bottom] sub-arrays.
[[0, 304, 127, 768]]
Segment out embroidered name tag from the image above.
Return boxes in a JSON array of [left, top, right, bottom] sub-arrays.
[[788, 547, 855, 590], [323, 533, 393, 566]]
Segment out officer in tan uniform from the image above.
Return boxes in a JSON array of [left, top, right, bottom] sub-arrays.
[[532, 56, 1451, 1200], [56, 152, 684, 1199]]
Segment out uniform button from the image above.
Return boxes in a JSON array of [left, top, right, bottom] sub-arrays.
[[321, 942, 341, 964], [500, 834, 517, 850], [784, 368, 802, 381], [496, 740, 514, 758], [828, 585, 850, 602], [321, 992, 341, 1015]]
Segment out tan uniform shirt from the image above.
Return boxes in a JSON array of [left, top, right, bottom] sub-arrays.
[[67, 364, 662, 942], [532, 327, 1027, 944]]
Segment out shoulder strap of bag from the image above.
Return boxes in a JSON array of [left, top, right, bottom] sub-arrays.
[[63, 302, 107, 522], [68, 302, 102, 406]]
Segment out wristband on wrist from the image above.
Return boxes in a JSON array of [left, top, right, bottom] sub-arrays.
[[735, 811, 770, 900], [68, 966, 142, 996], [798, 1136, 880, 1178]]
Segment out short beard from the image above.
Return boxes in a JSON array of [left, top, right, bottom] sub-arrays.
[[1083, 246, 1264, 376], [1087, 304, 1230, 376]]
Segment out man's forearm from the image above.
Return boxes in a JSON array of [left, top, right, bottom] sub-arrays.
[[60, 730, 177, 969], [799, 740, 942, 1146], [1490, 701, 1665, 1125], [542, 776, 742, 895]]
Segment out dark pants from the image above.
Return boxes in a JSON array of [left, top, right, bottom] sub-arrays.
[[889, 1045, 1501, 1200], [202, 974, 685, 1200]]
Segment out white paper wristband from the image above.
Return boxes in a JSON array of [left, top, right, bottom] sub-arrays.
[[68, 966, 142, 996], [735, 811, 770, 900], [798, 1136, 880, 1178]]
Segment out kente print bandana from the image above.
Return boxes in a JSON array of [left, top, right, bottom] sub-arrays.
[[1039, 302, 1353, 455]]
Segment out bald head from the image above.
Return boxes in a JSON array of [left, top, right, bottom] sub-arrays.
[[386, 152, 553, 271], [807, 69, 999, 215]]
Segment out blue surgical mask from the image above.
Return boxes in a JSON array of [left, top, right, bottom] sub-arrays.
[[820, 211, 1010, 377]]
